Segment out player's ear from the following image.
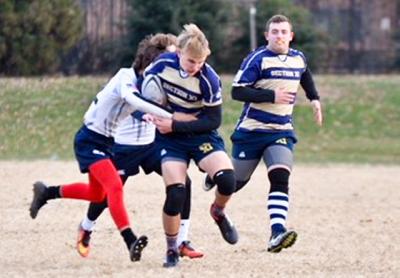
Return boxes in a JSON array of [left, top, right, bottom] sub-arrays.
[[167, 45, 176, 52], [290, 31, 294, 42]]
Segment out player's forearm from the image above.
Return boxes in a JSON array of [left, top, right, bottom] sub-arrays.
[[126, 92, 173, 119], [300, 68, 320, 101], [231, 86, 275, 103], [172, 106, 221, 134]]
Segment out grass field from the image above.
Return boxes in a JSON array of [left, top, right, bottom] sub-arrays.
[[0, 74, 399, 163]]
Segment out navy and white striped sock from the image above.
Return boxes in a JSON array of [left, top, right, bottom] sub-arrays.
[[267, 191, 289, 234]]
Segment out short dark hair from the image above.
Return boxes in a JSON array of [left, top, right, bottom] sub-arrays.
[[132, 33, 177, 72], [132, 35, 153, 72], [265, 14, 292, 32]]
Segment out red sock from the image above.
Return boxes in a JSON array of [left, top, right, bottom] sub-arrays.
[[60, 179, 106, 202], [89, 159, 130, 231], [60, 168, 106, 202]]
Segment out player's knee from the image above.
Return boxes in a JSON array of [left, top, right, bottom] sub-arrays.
[[88, 187, 107, 203], [214, 169, 236, 196], [90, 191, 106, 203], [268, 168, 290, 194], [163, 183, 186, 216]]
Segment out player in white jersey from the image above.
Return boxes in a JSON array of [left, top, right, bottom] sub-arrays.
[[204, 14, 322, 253], [76, 34, 203, 259], [29, 35, 174, 262], [142, 24, 238, 268]]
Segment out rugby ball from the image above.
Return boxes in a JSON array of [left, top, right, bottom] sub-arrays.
[[141, 75, 167, 107]]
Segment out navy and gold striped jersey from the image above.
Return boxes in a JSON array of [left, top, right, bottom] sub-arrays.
[[143, 52, 222, 114], [233, 46, 307, 133]]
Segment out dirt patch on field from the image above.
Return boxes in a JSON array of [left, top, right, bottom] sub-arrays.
[[1, 161, 399, 277]]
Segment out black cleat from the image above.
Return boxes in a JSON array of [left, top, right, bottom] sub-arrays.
[[130, 235, 148, 262], [163, 249, 179, 268], [202, 175, 216, 191], [29, 181, 48, 219], [267, 229, 297, 253], [210, 205, 239, 244]]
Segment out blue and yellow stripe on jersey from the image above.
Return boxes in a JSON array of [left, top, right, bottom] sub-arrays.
[[233, 46, 306, 133], [143, 52, 222, 114]]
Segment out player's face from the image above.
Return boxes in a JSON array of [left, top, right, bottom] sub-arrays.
[[265, 21, 293, 54], [178, 49, 206, 76]]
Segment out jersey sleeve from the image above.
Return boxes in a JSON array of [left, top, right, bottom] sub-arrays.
[[200, 65, 222, 107], [118, 69, 172, 119], [232, 52, 262, 87], [143, 53, 169, 77]]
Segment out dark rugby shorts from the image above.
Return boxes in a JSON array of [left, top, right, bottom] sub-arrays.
[[112, 142, 161, 177], [157, 131, 226, 165], [231, 130, 297, 160], [74, 125, 114, 173]]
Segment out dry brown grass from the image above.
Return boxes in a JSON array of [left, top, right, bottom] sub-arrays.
[[1, 161, 399, 277]]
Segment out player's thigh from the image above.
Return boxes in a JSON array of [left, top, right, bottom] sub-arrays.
[[198, 150, 233, 178], [161, 160, 188, 185], [262, 144, 293, 172], [232, 158, 260, 182]]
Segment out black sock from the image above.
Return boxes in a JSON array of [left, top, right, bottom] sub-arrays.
[[47, 186, 61, 199], [120, 228, 137, 250], [87, 199, 108, 221]]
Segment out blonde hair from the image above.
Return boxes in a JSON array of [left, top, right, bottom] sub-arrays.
[[177, 24, 211, 58]]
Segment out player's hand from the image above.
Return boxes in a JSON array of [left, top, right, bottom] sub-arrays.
[[173, 112, 198, 122], [142, 113, 155, 123], [274, 87, 295, 104], [153, 117, 173, 134], [311, 100, 323, 126]]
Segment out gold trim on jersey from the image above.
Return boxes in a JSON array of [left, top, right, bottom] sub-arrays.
[[261, 55, 305, 70], [158, 65, 222, 109], [250, 103, 293, 116], [159, 67, 201, 96], [254, 79, 300, 92], [238, 118, 293, 131], [168, 94, 203, 109]]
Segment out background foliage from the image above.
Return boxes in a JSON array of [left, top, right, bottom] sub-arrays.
[[0, 0, 82, 75], [0, 0, 328, 75], [122, 0, 233, 72], [124, 0, 326, 73]]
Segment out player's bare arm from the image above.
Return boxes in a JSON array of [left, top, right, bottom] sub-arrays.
[[173, 112, 198, 122], [311, 99, 323, 126]]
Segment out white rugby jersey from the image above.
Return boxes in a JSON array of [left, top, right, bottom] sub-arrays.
[[143, 52, 222, 114], [84, 68, 172, 137], [114, 115, 155, 145], [233, 47, 307, 133]]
